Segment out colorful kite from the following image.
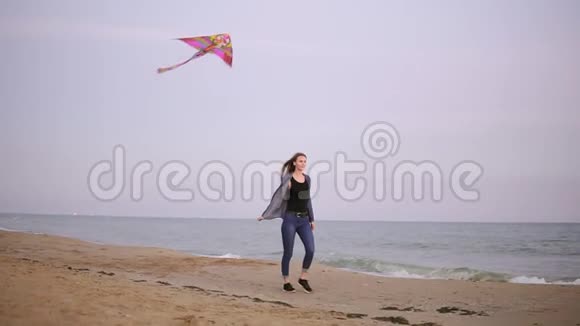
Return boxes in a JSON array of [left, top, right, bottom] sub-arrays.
[[157, 33, 233, 73]]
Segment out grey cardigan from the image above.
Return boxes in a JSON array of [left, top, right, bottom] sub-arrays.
[[261, 173, 315, 223]]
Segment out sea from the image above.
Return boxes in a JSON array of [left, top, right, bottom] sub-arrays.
[[1, 213, 578, 285]]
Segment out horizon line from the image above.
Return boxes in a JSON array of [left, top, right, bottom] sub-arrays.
[[1, 211, 578, 224]]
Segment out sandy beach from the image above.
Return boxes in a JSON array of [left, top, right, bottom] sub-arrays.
[[1, 230, 579, 326]]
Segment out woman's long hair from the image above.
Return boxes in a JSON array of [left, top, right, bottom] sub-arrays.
[[282, 152, 307, 175]]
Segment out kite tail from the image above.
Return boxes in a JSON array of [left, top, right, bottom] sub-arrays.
[[157, 49, 208, 74]]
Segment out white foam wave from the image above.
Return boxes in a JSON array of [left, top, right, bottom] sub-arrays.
[[198, 253, 241, 259], [384, 270, 431, 279], [340, 268, 432, 280], [0, 227, 46, 236], [509, 276, 580, 285], [320, 256, 580, 285], [85, 240, 107, 245], [216, 253, 241, 259], [0, 226, 22, 232]]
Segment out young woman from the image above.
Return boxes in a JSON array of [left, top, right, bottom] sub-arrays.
[[257, 152, 316, 293]]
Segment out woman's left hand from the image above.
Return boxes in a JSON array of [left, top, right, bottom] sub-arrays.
[[310, 222, 315, 231]]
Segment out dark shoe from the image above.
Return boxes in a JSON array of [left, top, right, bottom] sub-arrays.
[[283, 282, 296, 292], [298, 278, 313, 293]]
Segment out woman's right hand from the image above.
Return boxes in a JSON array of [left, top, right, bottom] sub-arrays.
[[257, 216, 264, 221]]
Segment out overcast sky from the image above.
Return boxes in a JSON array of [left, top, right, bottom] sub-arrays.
[[1, 0, 579, 222]]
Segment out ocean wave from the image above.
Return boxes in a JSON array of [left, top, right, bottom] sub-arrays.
[[0, 226, 52, 237], [198, 253, 241, 259], [317, 256, 579, 285], [0, 226, 42, 235], [0, 226, 23, 232], [509, 276, 580, 285]]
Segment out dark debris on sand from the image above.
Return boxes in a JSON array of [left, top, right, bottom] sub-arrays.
[[156, 280, 171, 286], [372, 316, 410, 324], [345, 313, 368, 319], [381, 306, 425, 312], [98, 271, 115, 276], [67, 266, 90, 272], [437, 306, 489, 316]]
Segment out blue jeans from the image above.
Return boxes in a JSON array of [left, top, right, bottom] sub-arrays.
[[281, 211, 315, 277]]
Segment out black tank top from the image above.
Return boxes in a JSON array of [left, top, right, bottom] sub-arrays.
[[286, 176, 310, 212]]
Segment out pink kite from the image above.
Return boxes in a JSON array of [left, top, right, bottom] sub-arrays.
[[157, 33, 233, 73]]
